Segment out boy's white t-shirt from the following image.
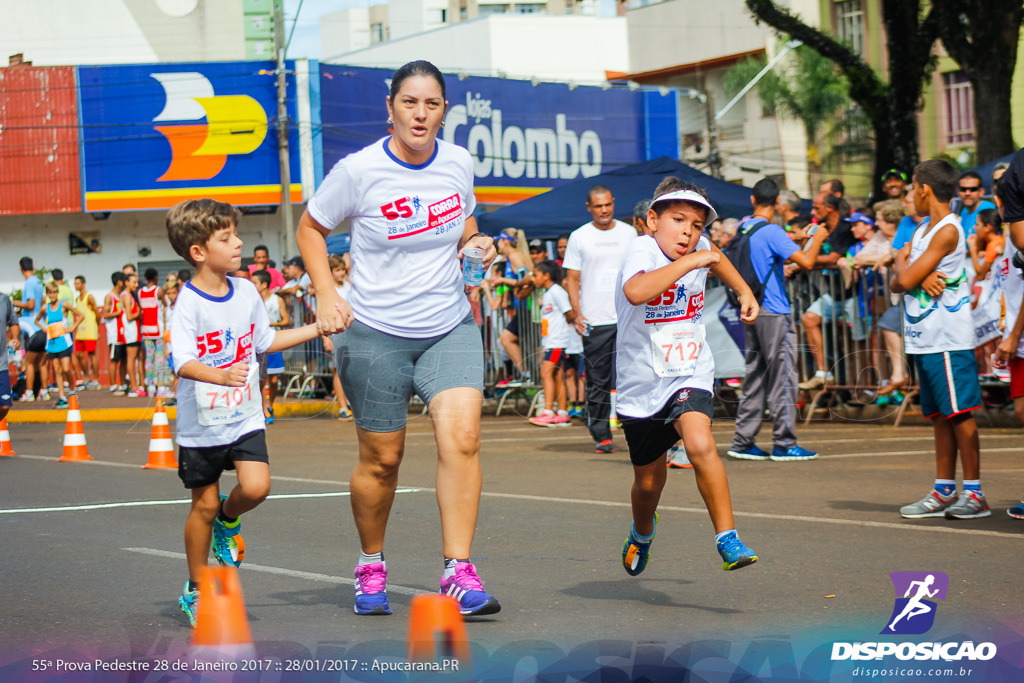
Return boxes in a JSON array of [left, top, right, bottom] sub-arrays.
[[540, 283, 572, 350], [561, 221, 637, 325], [903, 213, 974, 354], [265, 292, 283, 325], [171, 277, 275, 447], [614, 235, 715, 418], [307, 137, 477, 339]]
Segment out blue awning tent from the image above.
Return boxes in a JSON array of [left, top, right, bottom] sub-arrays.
[[476, 157, 756, 240]]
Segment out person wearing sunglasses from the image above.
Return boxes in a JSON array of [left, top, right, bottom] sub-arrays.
[[957, 171, 997, 238]]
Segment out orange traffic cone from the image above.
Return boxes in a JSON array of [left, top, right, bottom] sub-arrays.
[[407, 594, 470, 664], [143, 399, 177, 469], [0, 418, 15, 456], [58, 394, 92, 462], [191, 566, 254, 661]]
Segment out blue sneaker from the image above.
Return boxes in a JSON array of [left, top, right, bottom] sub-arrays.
[[726, 445, 770, 461], [621, 512, 657, 576], [440, 562, 501, 615], [265, 407, 274, 424], [770, 445, 818, 461], [354, 562, 392, 615], [716, 531, 758, 571], [179, 581, 199, 627], [1008, 505, 1024, 520], [568, 405, 583, 418], [212, 496, 245, 567]]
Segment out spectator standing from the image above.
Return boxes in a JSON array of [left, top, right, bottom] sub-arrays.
[[866, 200, 910, 395], [798, 192, 859, 389], [326, 253, 354, 421], [493, 228, 532, 388], [880, 169, 909, 200], [892, 159, 986, 520], [247, 244, 286, 290], [139, 268, 173, 397], [72, 275, 102, 389], [632, 199, 653, 237], [776, 189, 802, 227], [119, 272, 144, 396], [563, 185, 637, 453], [957, 171, 996, 238], [555, 233, 570, 265], [102, 272, 126, 392], [13, 257, 46, 400], [728, 178, 830, 462], [0, 292, 19, 421], [252, 269, 289, 424]]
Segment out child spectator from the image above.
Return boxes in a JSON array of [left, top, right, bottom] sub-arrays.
[[891, 160, 987, 520], [324, 254, 354, 421], [968, 209, 1005, 377], [102, 272, 126, 393], [163, 281, 179, 405], [252, 270, 290, 424], [615, 176, 760, 575], [166, 198, 319, 627], [528, 260, 574, 427]]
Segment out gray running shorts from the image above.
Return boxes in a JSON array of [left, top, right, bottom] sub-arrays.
[[332, 313, 484, 432]]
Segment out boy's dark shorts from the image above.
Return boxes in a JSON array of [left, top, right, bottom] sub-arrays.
[[26, 330, 46, 353], [620, 388, 713, 467], [110, 343, 126, 362], [177, 429, 269, 489]]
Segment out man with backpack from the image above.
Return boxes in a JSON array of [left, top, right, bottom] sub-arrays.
[[726, 178, 830, 462]]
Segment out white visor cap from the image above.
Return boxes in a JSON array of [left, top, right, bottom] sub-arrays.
[[650, 189, 719, 226]]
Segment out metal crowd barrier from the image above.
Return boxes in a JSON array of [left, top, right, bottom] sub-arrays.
[[279, 292, 333, 399]]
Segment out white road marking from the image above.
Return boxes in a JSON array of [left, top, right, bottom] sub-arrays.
[[0, 489, 419, 515], [122, 547, 428, 596]]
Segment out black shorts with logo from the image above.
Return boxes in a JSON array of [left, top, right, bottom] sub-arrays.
[[177, 429, 269, 489], [620, 388, 714, 467]]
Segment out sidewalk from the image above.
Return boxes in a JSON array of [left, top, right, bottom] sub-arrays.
[[6, 388, 334, 423]]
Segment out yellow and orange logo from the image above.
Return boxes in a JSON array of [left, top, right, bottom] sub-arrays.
[[150, 72, 268, 181]]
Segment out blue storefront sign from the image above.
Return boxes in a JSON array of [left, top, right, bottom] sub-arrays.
[[77, 61, 301, 211], [319, 65, 678, 203]]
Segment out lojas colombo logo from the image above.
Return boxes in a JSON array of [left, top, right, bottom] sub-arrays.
[[831, 571, 997, 663]]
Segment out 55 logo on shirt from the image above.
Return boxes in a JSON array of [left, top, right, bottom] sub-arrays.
[[380, 196, 416, 220], [195, 325, 255, 366]]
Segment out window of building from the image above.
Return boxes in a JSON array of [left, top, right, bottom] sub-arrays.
[[478, 3, 510, 14], [370, 22, 387, 43], [426, 8, 447, 22], [835, 0, 864, 56], [515, 3, 545, 12], [944, 71, 975, 145]]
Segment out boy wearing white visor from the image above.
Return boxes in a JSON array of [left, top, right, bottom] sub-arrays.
[[615, 176, 761, 575]]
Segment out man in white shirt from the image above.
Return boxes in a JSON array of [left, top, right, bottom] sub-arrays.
[[563, 185, 637, 453]]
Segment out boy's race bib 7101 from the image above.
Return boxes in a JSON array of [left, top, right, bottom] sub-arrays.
[[195, 362, 261, 426], [650, 322, 705, 377]]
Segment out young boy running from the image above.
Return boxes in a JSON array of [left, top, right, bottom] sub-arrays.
[[529, 260, 575, 427], [892, 160, 987, 520], [166, 198, 320, 626], [615, 177, 761, 574]]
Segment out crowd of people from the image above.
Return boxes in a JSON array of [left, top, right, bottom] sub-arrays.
[[3, 59, 1021, 630]]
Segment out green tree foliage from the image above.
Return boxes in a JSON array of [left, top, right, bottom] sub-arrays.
[[724, 43, 851, 187]]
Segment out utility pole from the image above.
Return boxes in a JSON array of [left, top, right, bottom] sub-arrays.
[[274, 0, 295, 259]]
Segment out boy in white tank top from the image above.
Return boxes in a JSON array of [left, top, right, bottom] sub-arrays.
[[891, 159, 987, 520]]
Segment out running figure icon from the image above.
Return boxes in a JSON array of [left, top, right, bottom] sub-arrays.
[[888, 574, 939, 631]]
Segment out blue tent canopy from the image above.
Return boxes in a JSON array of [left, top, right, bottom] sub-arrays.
[[476, 157, 756, 240]]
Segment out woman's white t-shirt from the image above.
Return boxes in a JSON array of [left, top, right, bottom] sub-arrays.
[[614, 235, 715, 418], [307, 137, 476, 338]]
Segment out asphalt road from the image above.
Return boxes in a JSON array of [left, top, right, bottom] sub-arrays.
[[1, 412, 1022, 681]]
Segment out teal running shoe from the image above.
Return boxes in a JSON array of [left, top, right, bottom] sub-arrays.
[[717, 530, 758, 571], [179, 581, 199, 627], [621, 512, 657, 576], [212, 495, 245, 567]]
